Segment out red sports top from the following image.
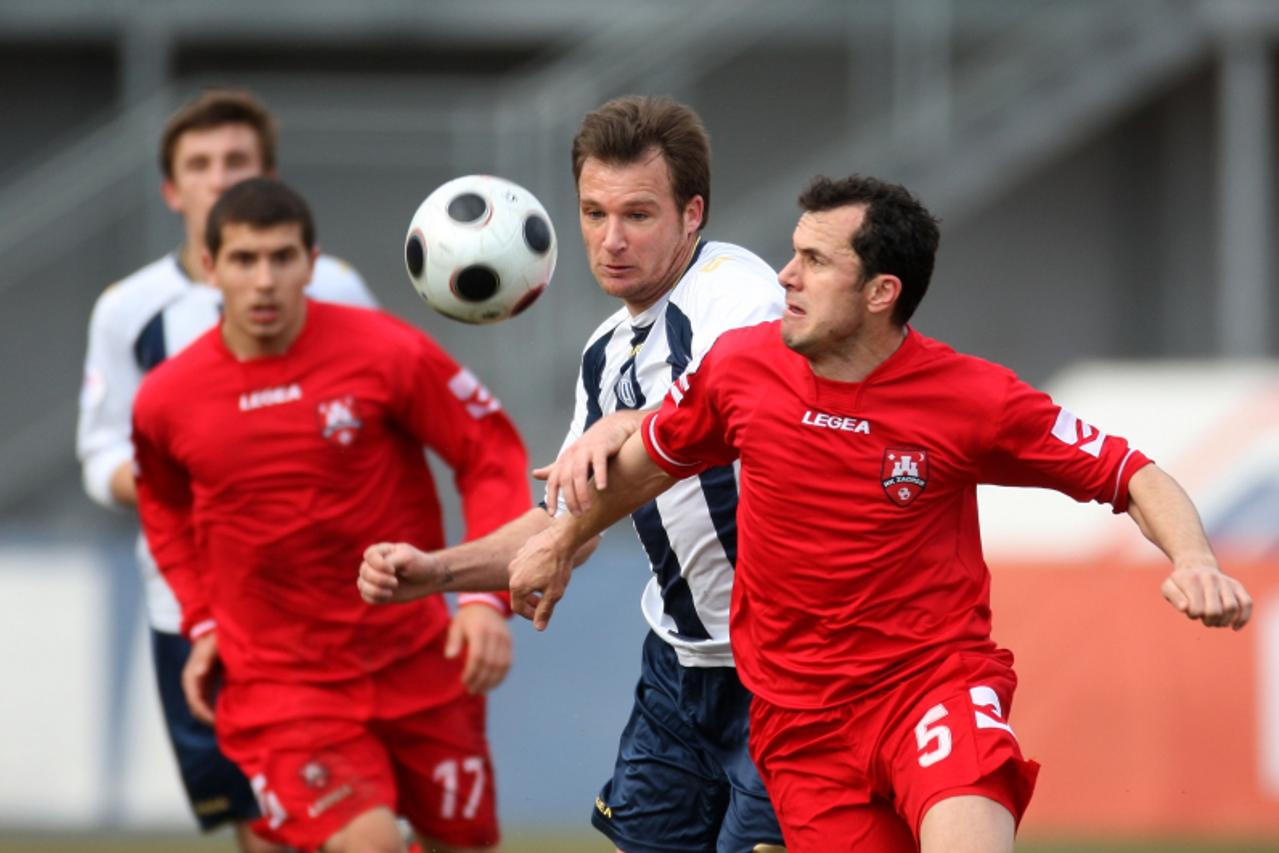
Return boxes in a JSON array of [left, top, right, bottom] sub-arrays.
[[134, 301, 530, 690], [642, 322, 1151, 710]]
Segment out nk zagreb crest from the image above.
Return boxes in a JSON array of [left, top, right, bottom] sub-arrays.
[[317, 396, 363, 446], [882, 448, 928, 506]]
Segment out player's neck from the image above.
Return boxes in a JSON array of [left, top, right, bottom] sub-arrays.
[[220, 305, 308, 361], [177, 242, 213, 287], [807, 324, 907, 384]]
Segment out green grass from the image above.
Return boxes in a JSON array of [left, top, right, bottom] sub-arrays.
[[0, 830, 608, 853], [0, 833, 1276, 852], [1020, 845, 1278, 853]]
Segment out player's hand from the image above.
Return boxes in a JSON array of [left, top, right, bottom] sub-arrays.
[[446, 603, 513, 694], [534, 410, 644, 516], [1160, 561, 1252, 630], [509, 526, 576, 631], [358, 542, 448, 604], [182, 632, 221, 725]]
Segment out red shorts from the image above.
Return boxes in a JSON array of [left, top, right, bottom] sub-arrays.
[[217, 636, 498, 851], [749, 649, 1039, 853]]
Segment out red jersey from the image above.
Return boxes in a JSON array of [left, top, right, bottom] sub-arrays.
[[134, 301, 530, 690], [642, 322, 1150, 710]]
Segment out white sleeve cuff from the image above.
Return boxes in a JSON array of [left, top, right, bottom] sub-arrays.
[[82, 445, 134, 509], [458, 593, 508, 615], [188, 619, 217, 640]]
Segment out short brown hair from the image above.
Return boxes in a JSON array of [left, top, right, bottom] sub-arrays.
[[159, 88, 278, 180], [571, 95, 712, 229], [205, 177, 315, 258]]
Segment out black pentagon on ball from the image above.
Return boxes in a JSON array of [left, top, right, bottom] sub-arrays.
[[523, 214, 552, 254], [447, 192, 488, 224], [454, 265, 500, 302], [405, 233, 425, 278]]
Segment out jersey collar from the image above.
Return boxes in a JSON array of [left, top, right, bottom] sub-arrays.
[[803, 325, 921, 409]]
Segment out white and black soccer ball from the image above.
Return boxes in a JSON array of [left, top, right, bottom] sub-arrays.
[[404, 174, 557, 324]]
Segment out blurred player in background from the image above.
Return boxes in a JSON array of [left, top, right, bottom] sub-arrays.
[[503, 174, 1253, 853], [75, 88, 376, 851], [133, 177, 528, 852], [359, 95, 787, 853]]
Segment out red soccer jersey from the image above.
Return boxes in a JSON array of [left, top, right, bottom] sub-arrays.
[[134, 301, 530, 697], [642, 322, 1151, 710]]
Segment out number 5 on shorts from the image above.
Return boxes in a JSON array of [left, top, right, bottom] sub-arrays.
[[914, 685, 1017, 768], [914, 704, 952, 768]]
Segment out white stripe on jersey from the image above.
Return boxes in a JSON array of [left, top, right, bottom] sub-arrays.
[[76, 252, 376, 633], [559, 240, 783, 668]]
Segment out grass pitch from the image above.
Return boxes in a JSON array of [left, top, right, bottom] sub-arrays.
[[1, 832, 1277, 852]]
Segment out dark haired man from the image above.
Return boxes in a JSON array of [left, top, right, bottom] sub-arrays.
[[134, 178, 529, 853], [359, 95, 786, 852], [76, 88, 375, 850], [505, 174, 1253, 852]]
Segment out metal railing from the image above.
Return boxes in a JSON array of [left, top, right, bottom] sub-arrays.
[[0, 0, 1263, 512]]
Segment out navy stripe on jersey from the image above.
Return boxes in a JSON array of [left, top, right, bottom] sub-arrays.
[[685, 238, 707, 274], [581, 330, 613, 430], [613, 324, 652, 411], [632, 501, 712, 641], [664, 302, 693, 379], [664, 301, 739, 568], [134, 311, 167, 372], [697, 464, 739, 568]]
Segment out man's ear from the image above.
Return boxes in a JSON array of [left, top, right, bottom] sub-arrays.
[[683, 194, 705, 237], [865, 274, 902, 317], [161, 179, 182, 214]]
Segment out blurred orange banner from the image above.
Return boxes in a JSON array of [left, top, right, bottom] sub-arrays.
[[990, 559, 1279, 838]]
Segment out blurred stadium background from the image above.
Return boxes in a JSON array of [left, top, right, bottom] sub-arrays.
[[0, 0, 1276, 849]]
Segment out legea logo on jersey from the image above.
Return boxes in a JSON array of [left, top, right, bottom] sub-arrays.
[[239, 383, 302, 412], [882, 448, 928, 507], [801, 410, 871, 433], [317, 396, 363, 446], [1050, 408, 1106, 457]]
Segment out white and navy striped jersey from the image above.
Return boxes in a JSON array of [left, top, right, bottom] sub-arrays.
[[560, 240, 783, 667], [76, 252, 376, 632]]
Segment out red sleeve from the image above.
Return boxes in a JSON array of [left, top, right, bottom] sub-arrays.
[[978, 375, 1153, 513], [133, 394, 214, 639], [393, 332, 532, 614], [641, 345, 737, 478]]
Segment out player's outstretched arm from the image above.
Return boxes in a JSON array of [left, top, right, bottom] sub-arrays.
[[1126, 464, 1252, 630], [534, 409, 649, 516], [359, 507, 554, 604], [511, 431, 676, 630]]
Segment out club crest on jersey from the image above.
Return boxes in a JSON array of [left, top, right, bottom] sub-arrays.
[[613, 363, 645, 410], [300, 760, 329, 789], [881, 448, 928, 507], [317, 396, 363, 446]]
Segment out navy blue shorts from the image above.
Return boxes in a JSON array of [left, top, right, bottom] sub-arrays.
[[151, 629, 260, 830], [591, 630, 782, 853]]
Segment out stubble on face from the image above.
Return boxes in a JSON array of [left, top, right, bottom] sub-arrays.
[[577, 149, 701, 314], [779, 206, 869, 358]]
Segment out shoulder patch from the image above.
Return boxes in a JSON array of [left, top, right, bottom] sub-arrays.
[[698, 256, 735, 274]]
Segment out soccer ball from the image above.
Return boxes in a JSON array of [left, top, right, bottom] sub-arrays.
[[404, 174, 557, 324]]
